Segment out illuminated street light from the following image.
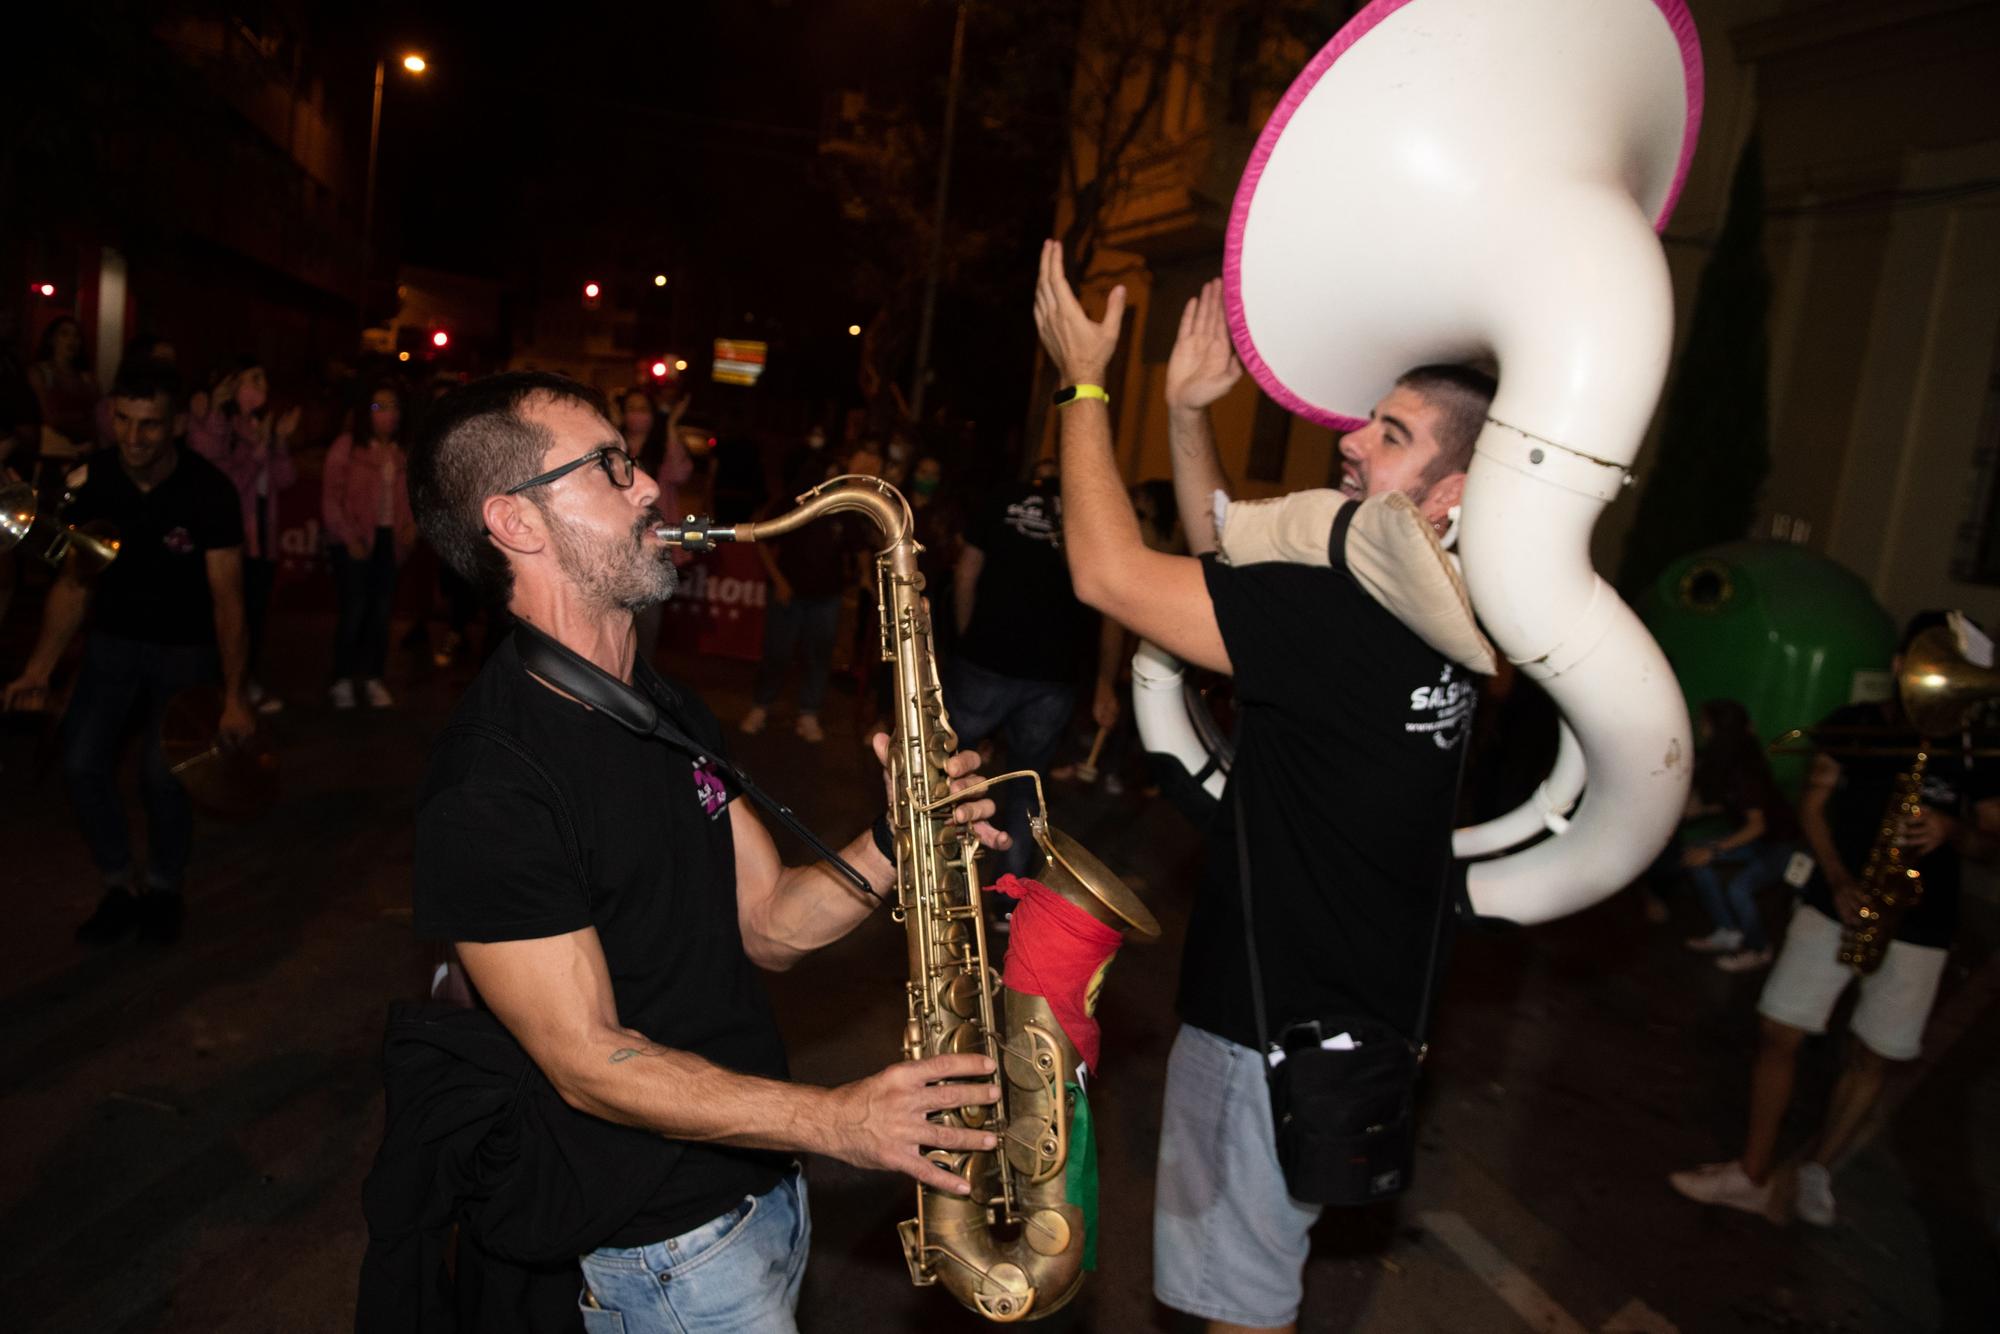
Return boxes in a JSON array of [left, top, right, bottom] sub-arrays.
[[584, 281, 601, 299], [847, 324, 861, 336], [35, 283, 55, 297], [651, 361, 668, 378], [674, 359, 688, 372], [398, 351, 411, 362], [432, 330, 450, 348], [653, 274, 668, 288], [403, 54, 427, 73]]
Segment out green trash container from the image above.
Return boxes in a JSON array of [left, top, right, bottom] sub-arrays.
[[1641, 540, 1896, 798]]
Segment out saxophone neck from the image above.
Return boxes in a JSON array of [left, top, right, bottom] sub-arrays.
[[653, 475, 916, 558]]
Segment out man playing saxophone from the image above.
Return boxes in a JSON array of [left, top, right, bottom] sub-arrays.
[[1671, 612, 2000, 1228], [380, 371, 1011, 1333], [1033, 246, 1491, 1334]]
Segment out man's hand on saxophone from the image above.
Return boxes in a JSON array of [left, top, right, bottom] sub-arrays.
[[820, 1054, 1003, 1196]]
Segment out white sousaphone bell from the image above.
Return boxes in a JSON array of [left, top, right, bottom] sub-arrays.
[[1134, 0, 1704, 924]]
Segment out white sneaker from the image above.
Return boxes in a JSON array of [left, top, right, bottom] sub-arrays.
[[1668, 1160, 1773, 1219], [363, 678, 395, 708], [329, 679, 356, 710], [795, 713, 825, 744], [1795, 1162, 1836, 1227], [1686, 928, 1744, 954], [740, 706, 768, 736], [1716, 946, 1774, 973]]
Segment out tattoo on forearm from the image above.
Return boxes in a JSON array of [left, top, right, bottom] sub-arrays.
[[610, 1048, 641, 1063]]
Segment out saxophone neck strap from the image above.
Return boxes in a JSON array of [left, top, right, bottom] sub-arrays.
[[511, 621, 875, 898]]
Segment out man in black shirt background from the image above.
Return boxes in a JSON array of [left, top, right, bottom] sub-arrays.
[[4, 356, 253, 945], [1034, 251, 1486, 1334], [949, 458, 1099, 877], [1671, 613, 2000, 1230], [403, 372, 1008, 1333]]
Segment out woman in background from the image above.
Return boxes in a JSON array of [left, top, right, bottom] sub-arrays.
[[322, 381, 416, 709], [619, 387, 691, 670], [189, 356, 299, 710], [1682, 698, 1800, 972]]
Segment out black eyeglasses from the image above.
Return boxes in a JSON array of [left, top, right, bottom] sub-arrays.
[[505, 446, 636, 496]]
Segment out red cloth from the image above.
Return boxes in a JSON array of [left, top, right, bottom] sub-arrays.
[[989, 875, 1124, 1072]]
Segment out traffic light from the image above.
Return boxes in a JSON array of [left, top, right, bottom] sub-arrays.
[[431, 329, 450, 349], [582, 281, 602, 310]]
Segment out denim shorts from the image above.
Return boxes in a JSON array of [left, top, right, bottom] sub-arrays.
[[1154, 1024, 1322, 1327], [579, 1165, 809, 1334]]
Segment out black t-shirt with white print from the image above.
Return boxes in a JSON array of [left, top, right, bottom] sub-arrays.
[[1798, 700, 1991, 950], [957, 479, 1093, 683], [414, 632, 788, 1246], [1177, 554, 1470, 1050]]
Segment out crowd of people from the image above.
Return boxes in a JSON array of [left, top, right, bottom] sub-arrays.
[[4, 262, 1988, 1334]]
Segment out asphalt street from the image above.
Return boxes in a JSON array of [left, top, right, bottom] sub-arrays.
[[2, 608, 1995, 1333]]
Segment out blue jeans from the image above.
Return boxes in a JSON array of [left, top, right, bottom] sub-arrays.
[[60, 633, 220, 887], [1688, 841, 1795, 952], [754, 595, 841, 713], [331, 527, 397, 681], [946, 656, 1076, 880], [578, 1167, 809, 1334]]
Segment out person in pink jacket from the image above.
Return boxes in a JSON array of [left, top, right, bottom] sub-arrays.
[[189, 356, 298, 711], [322, 380, 416, 708]]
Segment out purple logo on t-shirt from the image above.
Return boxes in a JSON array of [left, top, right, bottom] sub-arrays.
[[692, 757, 729, 818], [162, 525, 195, 555]]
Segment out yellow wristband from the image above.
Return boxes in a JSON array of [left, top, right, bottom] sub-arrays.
[[1052, 383, 1110, 408]]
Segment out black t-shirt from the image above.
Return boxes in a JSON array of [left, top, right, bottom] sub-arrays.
[[65, 448, 243, 646], [772, 512, 861, 600], [1178, 555, 1470, 1048], [1799, 701, 1991, 949], [1695, 752, 1799, 844], [957, 481, 1091, 683], [413, 634, 789, 1245]]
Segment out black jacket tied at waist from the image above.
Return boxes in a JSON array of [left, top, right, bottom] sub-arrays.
[[355, 1002, 679, 1334]]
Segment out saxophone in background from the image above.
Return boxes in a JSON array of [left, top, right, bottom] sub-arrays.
[[659, 475, 1159, 1322]]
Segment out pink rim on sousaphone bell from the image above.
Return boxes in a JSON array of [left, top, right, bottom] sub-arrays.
[[1198, 0, 1707, 925]]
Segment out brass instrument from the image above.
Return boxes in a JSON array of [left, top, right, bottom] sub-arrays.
[[1799, 624, 2000, 974], [659, 476, 1159, 1321], [0, 479, 120, 576]]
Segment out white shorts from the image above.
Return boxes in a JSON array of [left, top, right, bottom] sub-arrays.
[[1757, 903, 1947, 1060]]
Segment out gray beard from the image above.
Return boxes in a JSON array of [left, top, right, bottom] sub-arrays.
[[544, 510, 679, 614]]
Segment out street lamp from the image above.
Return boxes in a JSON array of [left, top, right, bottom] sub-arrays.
[[653, 274, 668, 288], [847, 324, 862, 337], [361, 51, 430, 316]]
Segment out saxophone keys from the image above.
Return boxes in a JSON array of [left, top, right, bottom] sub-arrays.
[[1023, 1208, 1072, 1258]]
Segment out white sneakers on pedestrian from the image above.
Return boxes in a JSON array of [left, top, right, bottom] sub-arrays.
[[740, 706, 768, 735], [795, 713, 824, 744], [1686, 928, 1744, 954], [1667, 1160, 1773, 1218], [363, 678, 394, 709], [330, 679, 357, 710], [1795, 1162, 1837, 1227], [1716, 946, 1774, 973]]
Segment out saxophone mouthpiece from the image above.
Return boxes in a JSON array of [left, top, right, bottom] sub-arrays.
[[653, 516, 737, 551]]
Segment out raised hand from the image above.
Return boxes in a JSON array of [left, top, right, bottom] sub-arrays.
[[1032, 239, 1125, 387], [1164, 277, 1243, 412], [821, 1053, 1002, 1195]]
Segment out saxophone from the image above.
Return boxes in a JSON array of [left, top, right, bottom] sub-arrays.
[[659, 475, 1160, 1321], [1838, 751, 1927, 975]]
